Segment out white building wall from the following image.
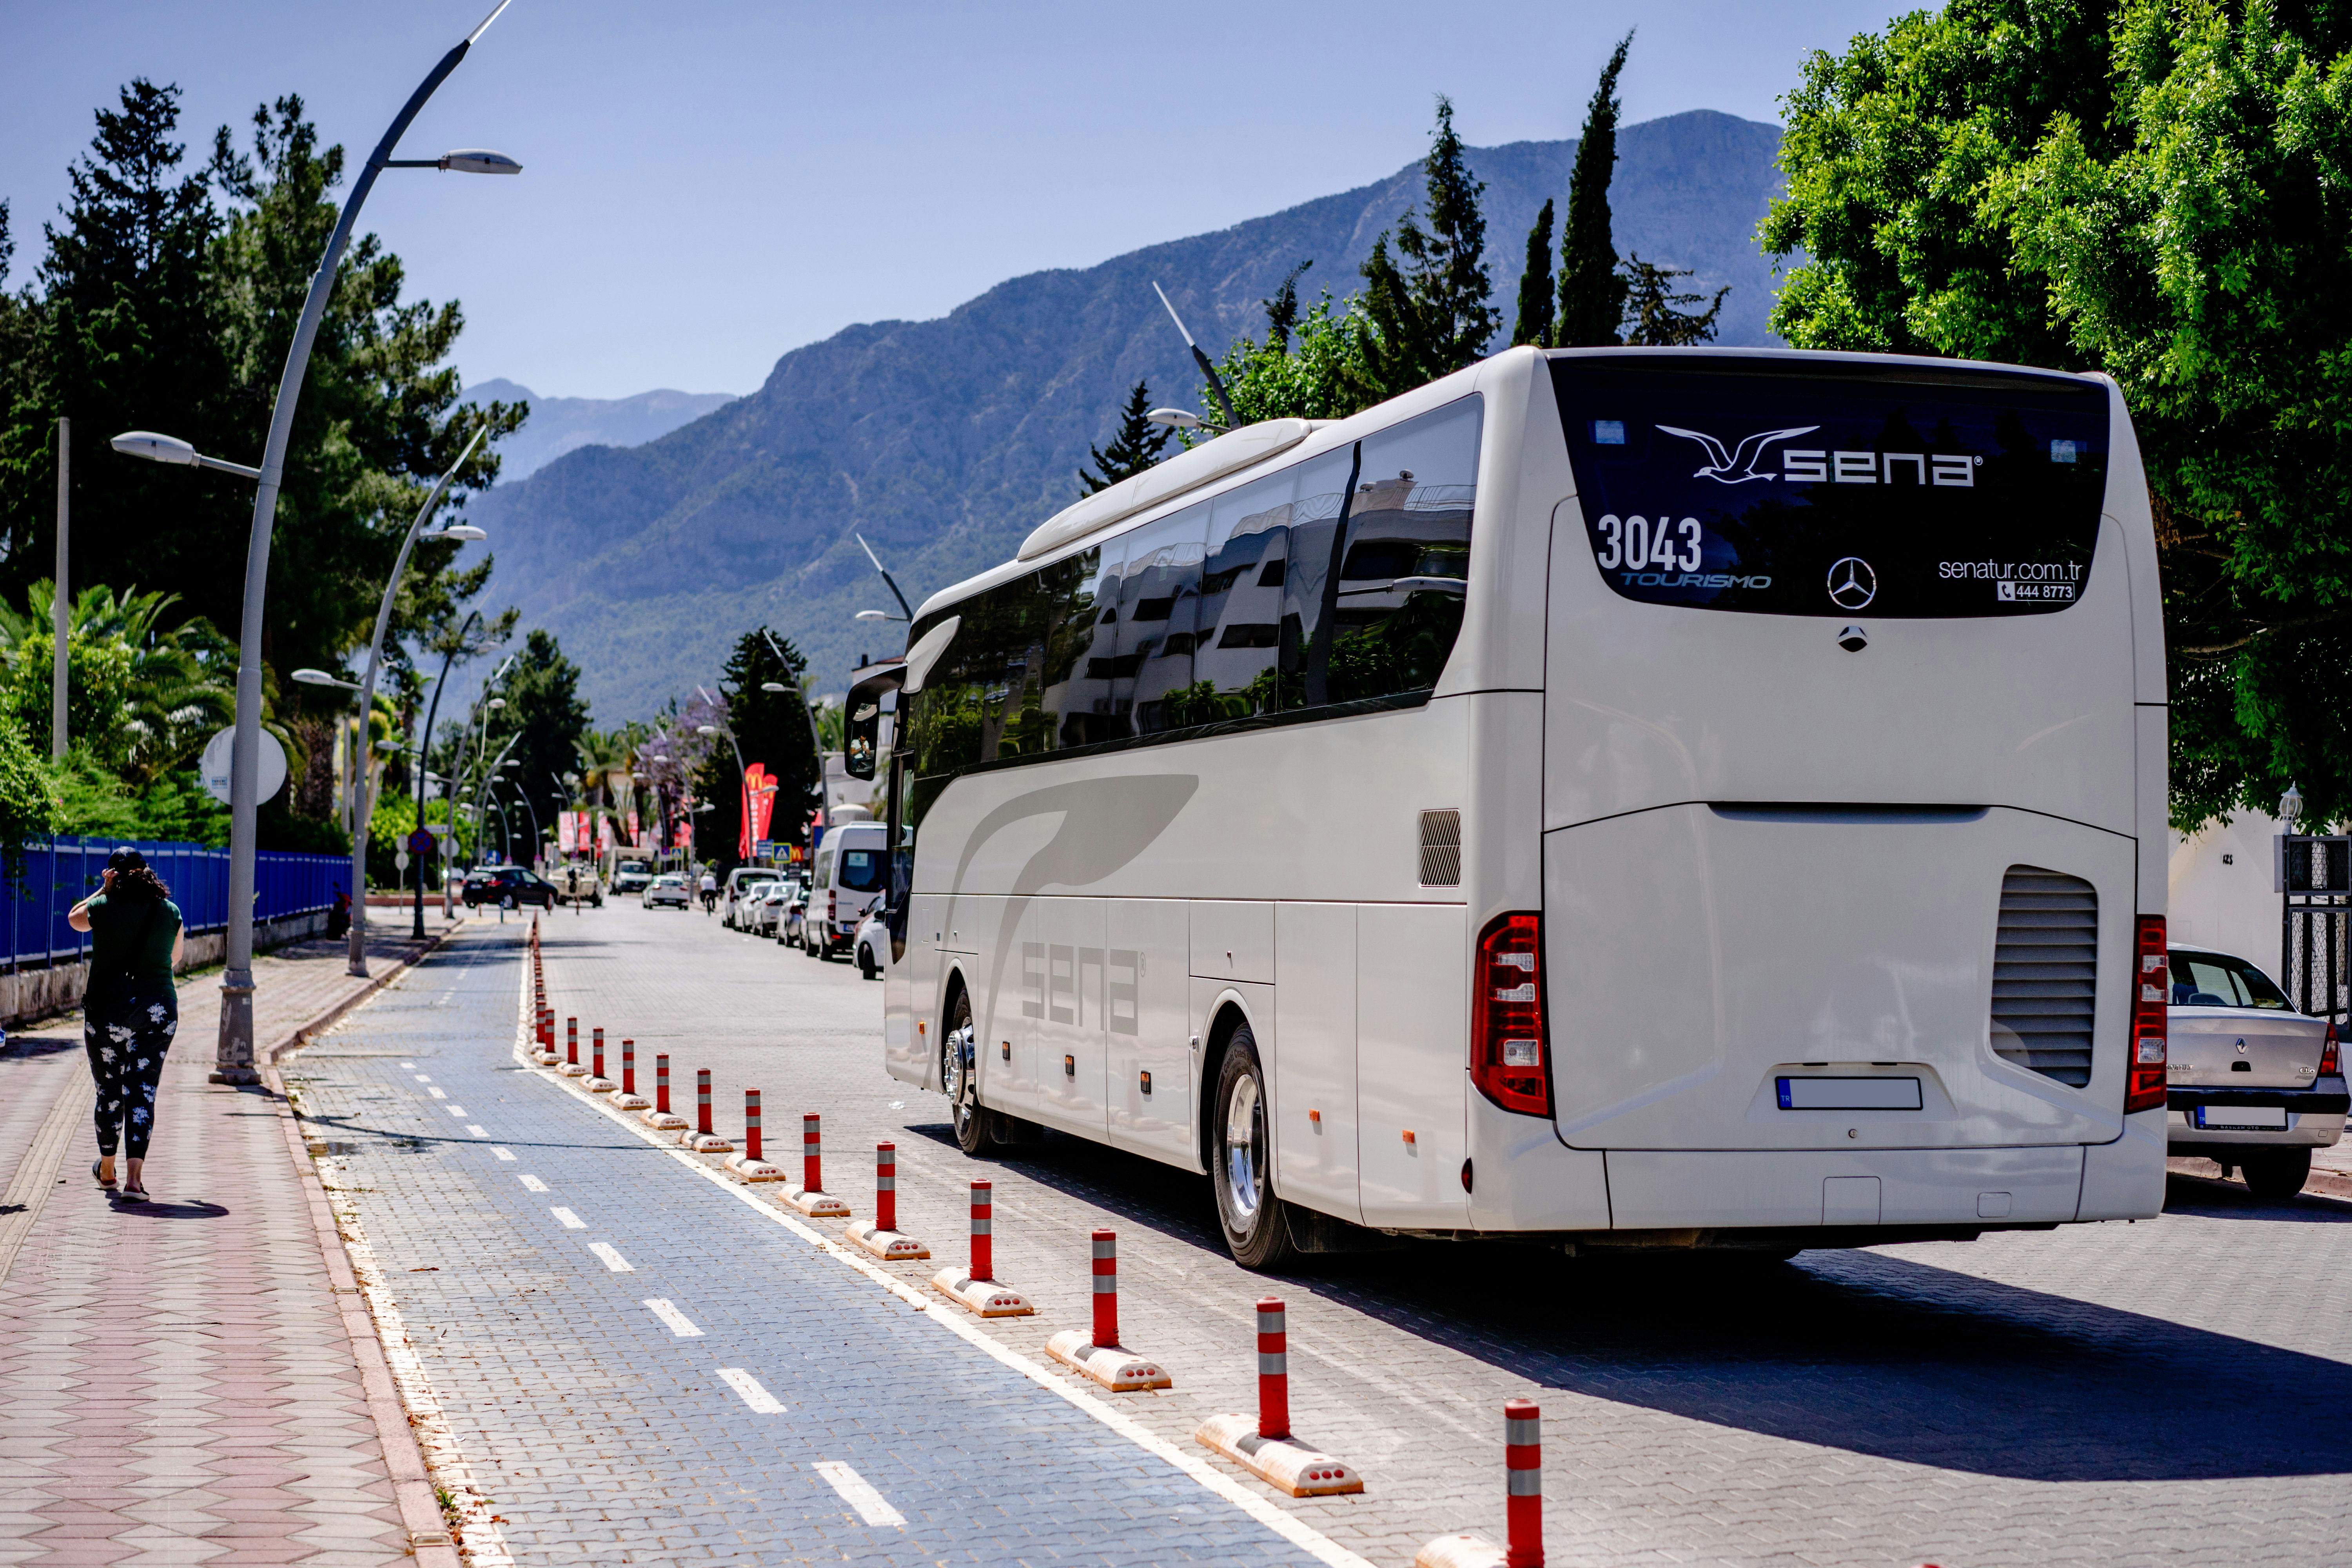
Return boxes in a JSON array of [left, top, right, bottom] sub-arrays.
[[2168, 813, 2283, 971]]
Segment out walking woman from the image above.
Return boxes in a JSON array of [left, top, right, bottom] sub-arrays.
[[68, 848, 185, 1201]]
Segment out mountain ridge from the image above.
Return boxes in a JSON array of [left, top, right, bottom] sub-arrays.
[[457, 379, 738, 483], [463, 109, 1787, 719]]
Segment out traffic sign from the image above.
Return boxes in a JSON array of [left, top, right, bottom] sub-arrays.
[[407, 828, 437, 854]]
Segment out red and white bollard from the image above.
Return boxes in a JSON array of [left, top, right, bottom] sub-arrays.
[[1046, 1229, 1170, 1390], [639, 1052, 686, 1129], [1414, 1401, 1542, 1568], [686, 1069, 731, 1152], [726, 1089, 782, 1181], [930, 1178, 1033, 1316], [847, 1140, 929, 1260], [586, 1028, 614, 1091], [564, 1017, 581, 1071], [613, 1039, 648, 1109], [1193, 1297, 1359, 1495], [784, 1112, 848, 1215]]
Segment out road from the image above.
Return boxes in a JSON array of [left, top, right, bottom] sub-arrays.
[[284, 900, 2352, 1566]]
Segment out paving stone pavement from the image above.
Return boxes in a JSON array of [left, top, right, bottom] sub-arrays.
[[475, 900, 2352, 1567], [0, 924, 452, 1568], [285, 921, 1332, 1566]]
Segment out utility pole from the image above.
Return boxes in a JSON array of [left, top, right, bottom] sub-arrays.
[[53, 418, 67, 759]]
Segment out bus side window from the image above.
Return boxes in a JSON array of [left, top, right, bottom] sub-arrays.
[[1274, 448, 1360, 710], [1193, 468, 1300, 719], [1039, 544, 1125, 748], [1322, 398, 1481, 704], [1120, 502, 1208, 735]]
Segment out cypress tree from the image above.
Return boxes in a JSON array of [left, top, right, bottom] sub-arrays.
[[1359, 96, 1499, 398], [1076, 380, 1171, 495], [1619, 254, 1730, 346], [1511, 197, 1556, 347], [1557, 33, 1633, 347], [1264, 260, 1311, 351]]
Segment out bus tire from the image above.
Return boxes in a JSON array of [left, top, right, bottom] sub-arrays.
[[1211, 1025, 1297, 1271], [945, 989, 991, 1156]]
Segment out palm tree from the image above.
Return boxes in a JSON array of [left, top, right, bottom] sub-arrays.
[[0, 582, 237, 785], [575, 722, 649, 850]]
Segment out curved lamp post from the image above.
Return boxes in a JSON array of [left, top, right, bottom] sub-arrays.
[[412, 608, 483, 936], [110, 0, 520, 1082]]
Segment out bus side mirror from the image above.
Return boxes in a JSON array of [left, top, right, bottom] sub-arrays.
[[843, 666, 902, 781]]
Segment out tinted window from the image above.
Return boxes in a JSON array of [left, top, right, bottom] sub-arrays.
[[1552, 356, 2109, 618], [2171, 951, 2293, 1011], [837, 844, 887, 892], [1319, 399, 1479, 704]]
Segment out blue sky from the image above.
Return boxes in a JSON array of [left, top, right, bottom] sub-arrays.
[[4, 1, 1902, 399]]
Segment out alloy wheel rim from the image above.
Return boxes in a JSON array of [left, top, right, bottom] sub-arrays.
[[1224, 1073, 1263, 1230]]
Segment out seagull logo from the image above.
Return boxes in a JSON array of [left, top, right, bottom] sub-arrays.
[[1655, 423, 1819, 483]]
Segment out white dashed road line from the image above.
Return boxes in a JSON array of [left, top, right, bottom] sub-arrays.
[[643, 1298, 704, 1338], [717, 1367, 784, 1413], [550, 1207, 586, 1229], [447, 1105, 467, 1117], [518, 1174, 548, 1192], [813, 1461, 906, 1529], [492, 1147, 516, 1161], [400, 1061, 416, 1069], [428, 1087, 446, 1098], [588, 1242, 634, 1272], [466, 1125, 486, 1137]]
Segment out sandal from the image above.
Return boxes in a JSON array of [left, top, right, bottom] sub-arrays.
[[117, 1181, 148, 1201], [91, 1158, 116, 1190]]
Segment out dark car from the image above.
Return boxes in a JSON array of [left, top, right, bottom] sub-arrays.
[[462, 866, 557, 909]]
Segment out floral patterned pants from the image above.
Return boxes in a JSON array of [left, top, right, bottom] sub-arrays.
[[85, 992, 177, 1160]]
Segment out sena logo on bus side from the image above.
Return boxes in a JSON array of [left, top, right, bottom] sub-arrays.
[[1827, 557, 1876, 609], [1656, 424, 1818, 483]]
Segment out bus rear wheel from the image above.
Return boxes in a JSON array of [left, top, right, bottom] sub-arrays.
[[945, 992, 990, 1156], [1211, 1025, 1297, 1271]]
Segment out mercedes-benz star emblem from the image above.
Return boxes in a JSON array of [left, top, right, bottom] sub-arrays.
[[1827, 556, 1877, 609]]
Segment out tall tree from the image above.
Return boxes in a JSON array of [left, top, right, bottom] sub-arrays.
[[1557, 33, 1633, 347], [690, 627, 817, 870], [1263, 260, 1312, 351], [1760, 0, 2352, 830], [1618, 255, 1729, 346], [481, 630, 589, 859], [1512, 197, 1557, 347], [1076, 380, 1171, 494], [1360, 96, 1499, 397]]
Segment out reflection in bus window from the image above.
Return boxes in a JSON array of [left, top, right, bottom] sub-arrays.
[[1320, 399, 1481, 706]]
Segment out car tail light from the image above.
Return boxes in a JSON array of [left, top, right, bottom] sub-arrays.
[[2127, 914, 2167, 1114], [1471, 912, 1551, 1117], [2322, 1020, 2341, 1078]]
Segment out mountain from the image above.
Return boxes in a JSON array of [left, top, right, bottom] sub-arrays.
[[457, 379, 739, 483], [462, 110, 1785, 721]]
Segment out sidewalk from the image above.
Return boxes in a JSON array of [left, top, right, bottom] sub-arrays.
[[0, 924, 458, 1567]]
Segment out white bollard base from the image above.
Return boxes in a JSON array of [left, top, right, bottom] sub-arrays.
[[685, 1132, 733, 1153], [585, 1077, 616, 1093], [1414, 1535, 1508, 1568], [929, 1268, 1035, 1317], [726, 1153, 784, 1182], [1045, 1329, 1172, 1391], [613, 1093, 650, 1110], [785, 1185, 850, 1218], [1193, 1412, 1363, 1496], [559, 1063, 589, 1077], [533, 1050, 559, 1065], [846, 1222, 930, 1261], [640, 1109, 688, 1130]]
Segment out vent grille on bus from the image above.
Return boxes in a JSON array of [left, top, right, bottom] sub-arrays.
[[1418, 810, 1461, 887], [1990, 865, 2098, 1087]]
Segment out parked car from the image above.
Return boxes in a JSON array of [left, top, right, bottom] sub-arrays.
[[782, 882, 811, 949], [853, 910, 887, 980], [611, 858, 654, 895], [554, 862, 603, 908], [720, 867, 775, 929], [2168, 944, 2348, 1199], [802, 823, 888, 961], [461, 866, 556, 909], [642, 873, 691, 909], [747, 881, 789, 937]]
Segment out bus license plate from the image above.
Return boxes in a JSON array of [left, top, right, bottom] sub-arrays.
[[1777, 1077, 1922, 1111], [2196, 1105, 2288, 1130]]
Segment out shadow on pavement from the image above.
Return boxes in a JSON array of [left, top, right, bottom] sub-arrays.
[[990, 1127, 2352, 1483], [107, 1198, 229, 1219], [2163, 1169, 2352, 1221]]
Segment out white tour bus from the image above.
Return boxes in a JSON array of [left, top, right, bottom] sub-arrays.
[[847, 345, 2171, 1268]]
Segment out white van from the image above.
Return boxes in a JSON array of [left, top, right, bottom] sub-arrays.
[[802, 823, 889, 961]]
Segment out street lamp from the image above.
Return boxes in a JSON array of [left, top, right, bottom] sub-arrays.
[[109, 431, 263, 479], [109, 0, 521, 1083], [854, 534, 915, 622], [411, 608, 483, 936], [342, 426, 490, 976]]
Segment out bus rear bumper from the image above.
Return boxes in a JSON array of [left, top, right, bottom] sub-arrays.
[[1599, 1127, 2160, 1230]]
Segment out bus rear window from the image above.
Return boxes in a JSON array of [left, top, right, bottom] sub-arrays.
[[1551, 356, 2110, 618]]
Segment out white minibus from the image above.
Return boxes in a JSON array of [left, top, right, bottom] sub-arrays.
[[848, 345, 2171, 1268]]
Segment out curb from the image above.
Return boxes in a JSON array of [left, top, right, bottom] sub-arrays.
[[267, 920, 462, 1065], [260, 1062, 461, 1568]]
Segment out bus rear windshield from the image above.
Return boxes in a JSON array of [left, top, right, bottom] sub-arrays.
[[1551, 356, 2110, 618]]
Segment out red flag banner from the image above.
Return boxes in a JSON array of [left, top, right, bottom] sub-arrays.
[[738, 764, 766, 858], [557, 811, 576, 855]]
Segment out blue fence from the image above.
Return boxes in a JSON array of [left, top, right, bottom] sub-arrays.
[[2, 836, 350, 970]]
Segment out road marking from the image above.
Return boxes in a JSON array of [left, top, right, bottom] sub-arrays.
[[813, 1461, 905, 1528], [428, 1087, 446, 1098], [551, 1207, 586, 1229], [448, 1105, 467, 1116], [400, 1061, 416, 1069], [492, 1147, 515, 1161], [588, 1242, 634, 1272], [643, 1298, 704, 1337], [466, 1125, 486, 1137], [414, 1073, 431, 1082], [519, 1174, 548, 1192], [717, 1367, 783, 1413], [524, 1038, 1374, 1568]]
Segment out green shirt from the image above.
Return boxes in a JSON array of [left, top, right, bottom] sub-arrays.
[[85, 892, 183, 996]]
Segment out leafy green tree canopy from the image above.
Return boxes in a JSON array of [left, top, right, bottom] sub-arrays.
[[691, 627, 817, 870], [1762, 0, 2352, 829]]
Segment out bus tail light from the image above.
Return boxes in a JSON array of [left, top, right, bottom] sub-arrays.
[[2127, 915, 2167, 1114], [1472, 912, 1551, 1118], [2321, 1021, 2341, 1078]]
